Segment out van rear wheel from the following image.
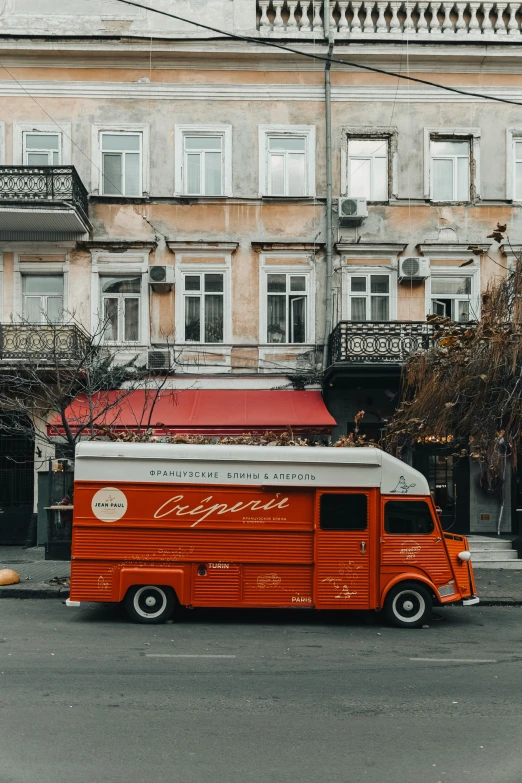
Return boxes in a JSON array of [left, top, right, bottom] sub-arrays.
[[383, 582, 432, 629], [124, 585, 175, 624]]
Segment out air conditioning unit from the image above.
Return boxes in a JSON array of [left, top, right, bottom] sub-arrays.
[[338, 197, 368, 225], [147, 349, 172, 371], [148, 266, 174, 288], [399, 257, 430, 282]]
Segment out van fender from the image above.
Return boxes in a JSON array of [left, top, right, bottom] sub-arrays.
[[118, 567, 189, 605], [380, 572, 439, 610]]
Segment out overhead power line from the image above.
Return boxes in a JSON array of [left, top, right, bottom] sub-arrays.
[[110, 0, 522, 108]]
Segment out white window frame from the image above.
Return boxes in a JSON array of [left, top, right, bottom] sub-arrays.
[[13, 123, 71, 166], [90, 252, 150, 346], [506, 129, 522, 201], [175, 256, 232, 345], [91, 124, 149, 196], [259, 258, 315, 345], [22, 274, 64, 324], [342, 268, 397, 322], [425, 265, 480, 322], [341, 127, 398, 201], [424, 127, 480, 202], [23, 132, 61, 166], [258, 125, 316, 198], [174, 124, 232, 197], [12, 254, 70, 323]]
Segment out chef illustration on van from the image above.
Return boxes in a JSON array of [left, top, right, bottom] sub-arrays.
[[390, 475, 416, 494]]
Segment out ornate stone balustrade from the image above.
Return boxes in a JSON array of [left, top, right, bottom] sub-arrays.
[[257, 0, 522, 38]]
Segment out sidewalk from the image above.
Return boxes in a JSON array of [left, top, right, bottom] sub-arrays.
[[0, 546, 522, 604], [0, 547, 70, 598]]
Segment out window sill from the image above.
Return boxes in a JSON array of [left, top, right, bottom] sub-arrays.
[[260, 195, 316, 202]]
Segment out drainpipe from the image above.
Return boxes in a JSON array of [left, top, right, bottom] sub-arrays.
[[322, 0, 334, 371]]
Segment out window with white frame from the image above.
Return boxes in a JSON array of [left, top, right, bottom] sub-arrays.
[[259, 126, 315, 197], [22, 275, 64, 323], [430, 139, 470, 201], [23, 132, 61, 166], [183, 272, 224, 343], [514, 139, 522, 200], [101, 132, 142, 196], [348, 273, 391, 321], [101, 276, 141, 342], [266, 273, 308, 343], [347, 139, 388, 201], [183, 135, 223, 196], [430, 275, 474, 322]]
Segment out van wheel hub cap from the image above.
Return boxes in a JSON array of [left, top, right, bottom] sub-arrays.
[[403, 600, 414, 611]]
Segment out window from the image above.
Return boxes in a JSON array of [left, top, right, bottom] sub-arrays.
[[23, 133, 60, 166], [101, 276, 141, 342], [431, 276, 473, 322], [515, 140, 522, 200], [101, 133, 142, 196], [267, 273, 308, 343], [384, 500, 434, 535], [22, 275, 63, 323], [347, 139, 388, 201], [430, 139, 470, 201], [348, 273, 390, 321], [259, 125, 315, 197], [183, 273, 224, 343], [320, 494, 368, 530], [183, 136, 223, 196], [267, 136, 306, 196]]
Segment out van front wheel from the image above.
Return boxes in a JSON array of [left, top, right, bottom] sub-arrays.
[[383, 582, 432, 629], [124, 585, 175, 624]]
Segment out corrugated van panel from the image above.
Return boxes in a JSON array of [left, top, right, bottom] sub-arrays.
[[73, 529, 313, 564], [381, 537, 452, 584], [243, 565, 313, 606], [192, 565, 241, 605], [69, 560, 118, 602], [315, 533, 370, 608]]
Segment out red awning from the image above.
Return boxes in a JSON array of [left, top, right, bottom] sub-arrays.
[[47, 389, 336, 437]]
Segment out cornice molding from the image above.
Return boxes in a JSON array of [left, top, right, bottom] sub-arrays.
[[0, 79, 521, 103], [417, 243, 490, 260], [336, 242, 407, 259], [166, 241, 239, 252]]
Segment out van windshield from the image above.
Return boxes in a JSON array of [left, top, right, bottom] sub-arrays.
[[384, 500, 434, 535]]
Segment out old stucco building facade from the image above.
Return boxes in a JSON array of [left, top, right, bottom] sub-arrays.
[[1, 0, 522, 541]]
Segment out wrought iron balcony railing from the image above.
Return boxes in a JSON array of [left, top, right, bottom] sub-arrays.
[[329, 321, 434, 364], [0, 166, 89, 221], [0, 324, 91, 365]]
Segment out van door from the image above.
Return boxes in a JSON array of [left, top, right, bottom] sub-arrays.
[[381, 498, 453, 586], [314, 491, 375, 609]]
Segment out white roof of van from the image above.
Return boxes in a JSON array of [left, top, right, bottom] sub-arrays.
[[75, 442, 429, 496]]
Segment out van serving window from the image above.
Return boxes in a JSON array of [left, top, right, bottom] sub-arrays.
[[320, 494, 368, 531], [384, 501, 434, 535]]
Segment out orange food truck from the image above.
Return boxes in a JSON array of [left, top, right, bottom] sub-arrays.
[[67, 442, 479, 628]]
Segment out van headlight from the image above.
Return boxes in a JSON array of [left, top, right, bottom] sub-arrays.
[[458, 551, 471, 562]]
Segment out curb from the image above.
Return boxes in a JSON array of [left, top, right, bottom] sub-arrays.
[[0, 586, 69, 599]]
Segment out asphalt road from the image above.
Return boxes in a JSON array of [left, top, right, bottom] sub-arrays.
[[1, 601, 521, 783]]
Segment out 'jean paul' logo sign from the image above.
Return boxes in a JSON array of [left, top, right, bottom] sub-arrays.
[[91, 487, 128, 522]]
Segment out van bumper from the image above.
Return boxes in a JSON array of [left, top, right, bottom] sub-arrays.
[[462, 596, 480, 606], [66, 598, 81, 607]]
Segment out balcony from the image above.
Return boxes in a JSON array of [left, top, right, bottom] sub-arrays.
[[257, 0, 522, 39], [329, 321, 434, 368], [0, 324, 91, 366], [0, 166, 90, 241]]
